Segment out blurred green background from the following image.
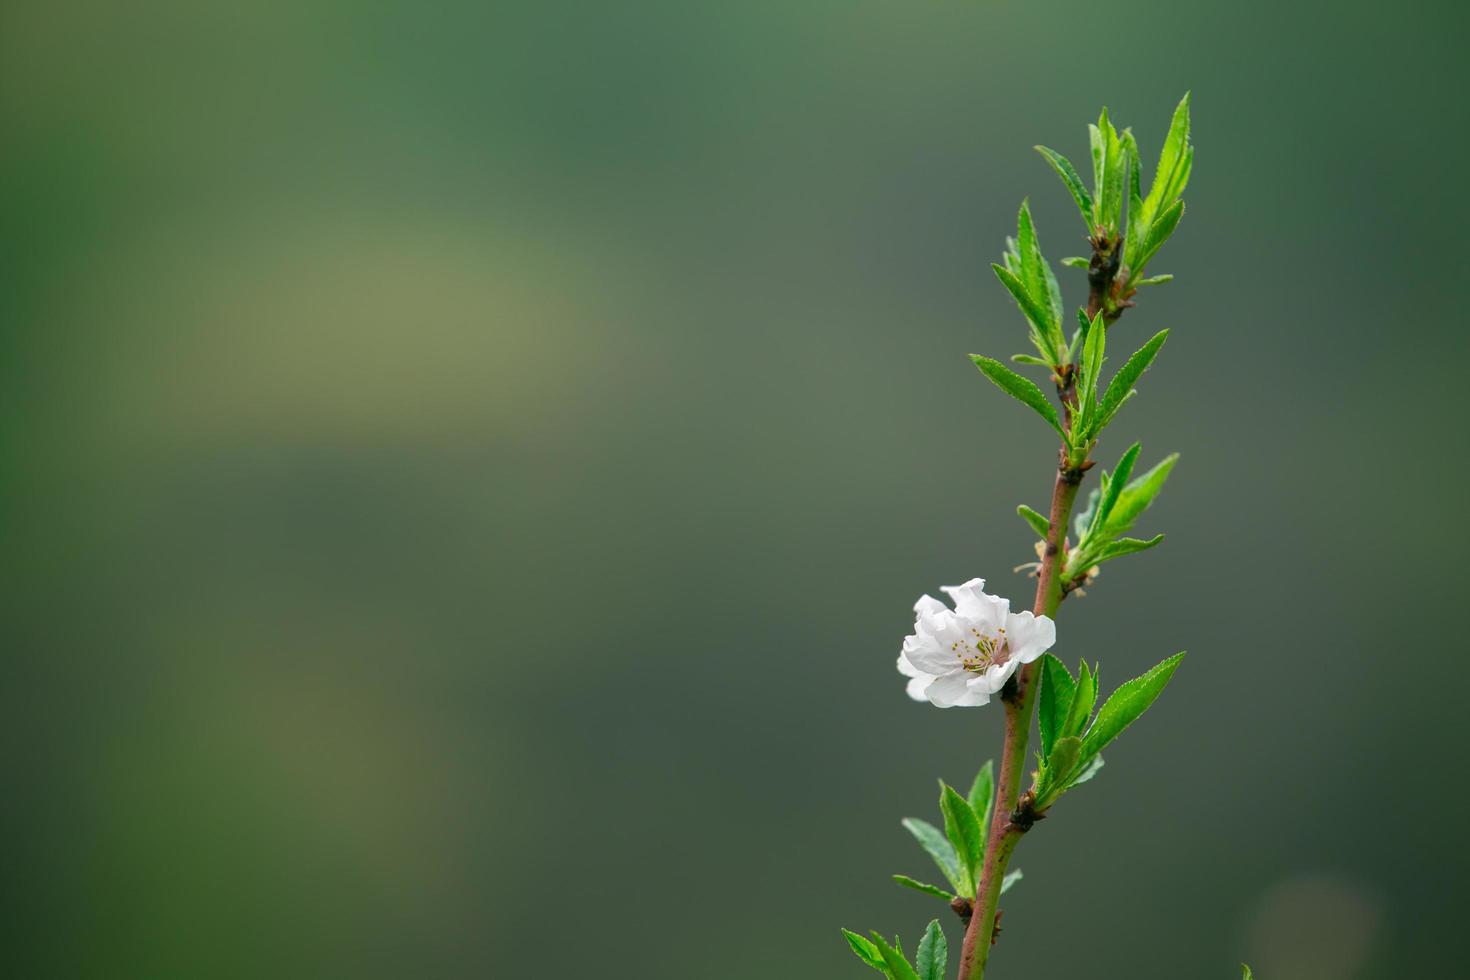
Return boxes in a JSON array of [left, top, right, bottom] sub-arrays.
[[3, 1, 1465, 977]]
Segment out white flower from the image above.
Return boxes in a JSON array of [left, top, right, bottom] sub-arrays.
[[897, 577, 1056, 708]]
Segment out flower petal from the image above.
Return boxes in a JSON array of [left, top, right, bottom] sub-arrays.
[[968, 658, 1022, 695], [906, 673, 935, 701], [913, 594, 948, 616], [1002, 610, 1056, 664], [903, 639, 960, 676], [925, 670, 989, 708], [942, 578, 1010, 628]]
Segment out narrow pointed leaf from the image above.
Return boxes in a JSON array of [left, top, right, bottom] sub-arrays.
[[939, 782, 984, 894], [1035, 146, 1093, 225], [1096, 534, 1165, 563], [1016, 202, 1050, 324], [1080, 652, 1186, 761], [1037, 653, 1076, 759], [1001, 235, 1021, 273], [1040, 735, 1083, 799], [1074, 311, 1105, 438], [892, 875, 955, 901], [1097, 329, 1168, 433], [1077, 310, 1106, 415], [915, 920, 947, 980], [1098, 110, 1124, 232], [1105, 454, 1178, 535], [1062, 660, 1097, 739], [1068, 754, 1104, 787], [1072, 485, 1100, 540], [1134, 199, 1184, 277], [871, 933, 922, 980], [1166, 143, 1194, 206], [900, 818, 965, 895], [1066, 309, 1088, 365], [1000, 869, 1023, 894], [1088, 442, 1141, 537], [1017, 504, 1050, 539], [1061, 255, 1089, 269], [1011, 354, 1051, 366], [1142, 92, 1191, 221], [842, 930, 888, 973], [990, 265, 1060, 363], [1124, 130, 1146, 266], [1042, 256, 1064, 331], [1132, 273, 1173, 288], [1088, 123, 1104, 225], [967, 760, 995, 826], [971, 355, 1066, 441]]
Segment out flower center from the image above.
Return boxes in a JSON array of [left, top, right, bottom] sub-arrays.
[[951, 625, 1009, 673]]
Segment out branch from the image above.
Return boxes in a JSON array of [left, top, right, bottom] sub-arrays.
[[1084, 233, 1128, 325], [955, 459, 1084, 980]]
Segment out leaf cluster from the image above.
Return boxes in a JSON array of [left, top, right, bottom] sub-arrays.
[[892, 763, 1022, 905], [1036, 94, 1192, 293], [994, 202, 1067, 372], [978, 320, 1168, 465], [842, 920, 947, 980], [1032, 652, 1185, 809], [1062, 446, 1177, 584]]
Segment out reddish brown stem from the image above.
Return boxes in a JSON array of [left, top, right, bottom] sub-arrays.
[[955, 463, 1082, 980]]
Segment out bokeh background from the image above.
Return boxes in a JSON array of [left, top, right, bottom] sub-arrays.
[[4, 1, 1467, 977]]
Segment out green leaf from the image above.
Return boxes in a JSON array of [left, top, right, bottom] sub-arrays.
[[1080, 652, 1185, 762], [1061, 255, 1089, 269], [871, 933, 921, 980], [1001, 235, 1021, 274], [1097, 109, 1124, 233], [892, 875, 955, 902], [1065, 333, 1082, 367], [1124, 130, 1146, 267], [1010, 353, 1051, 366], [990, 264, 1060, 364], [1073, 311, 1106, 440], [1068, 753, 1104, 787], [841, 929, 888, 974], [1041, 255, 1064, 331], [915, 920, 947, 980], [900, 818, 965, 895], [1104, 453, 1178, 536], [1097, 330, 1169, 433], [1016, 202, 1052, 326], [1088, 123, 1105, 226], [967, 760, 995, 827], [1035, 146, 1093, 226], [1082, 309, 1105, 390], [1133, 199, 1184, 278], [1087, 443, 1141, 538], [1062, 660, 1097, 739], [1040, 735, 1083, 799], [1037, 654, 1076, 759], [1141, 93, 1191, 224], [1016, 504, 1050, 539], [1096, 534, 1164, 562], [1132, 273, 1173, 288], [970, 355, 1066, 441], [1167, 144, 1194, 209], [939, 782, 985, 895], [1241, 965, 1253, 980], [1000, 869, 1023, 895], [1072, 485, 1100, 540]]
